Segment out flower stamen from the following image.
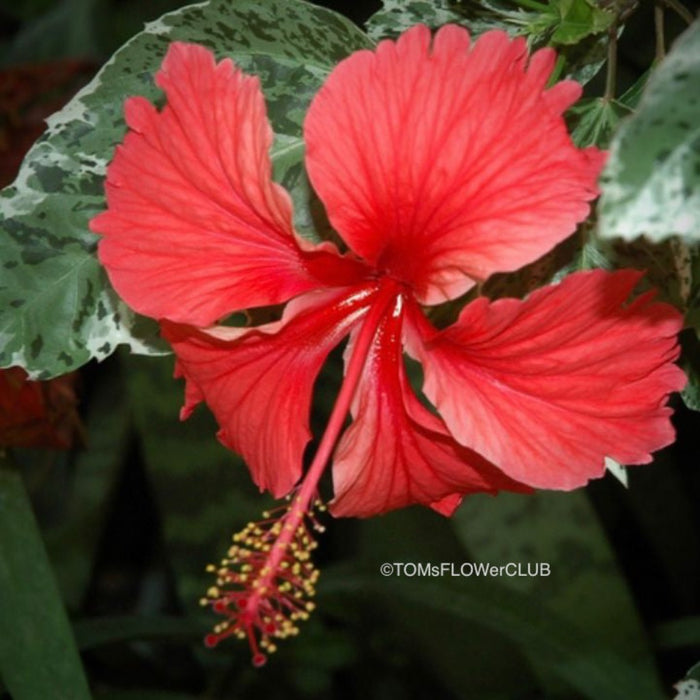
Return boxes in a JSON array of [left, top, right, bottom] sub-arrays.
[[200, 497, 326, 666]]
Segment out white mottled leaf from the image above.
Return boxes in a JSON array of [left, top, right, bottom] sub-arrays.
[[598, 20, 700, 243]]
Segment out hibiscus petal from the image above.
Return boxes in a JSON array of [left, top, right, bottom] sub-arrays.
[[161, 286, 375, 498], [304, 25, 604, 305], [93, 42, 361, 326], [412, 270, 685, 489], [330, 296, 529, 518], [429, 494, 465, 518]]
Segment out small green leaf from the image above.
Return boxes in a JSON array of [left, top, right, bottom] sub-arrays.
[[0, 457, 90, 700], [569, 97, 631, 148], [559, 29, 611, 84], [618, 68, 652, 111], [549, 0, 614, 45], [598, 20, 700, 242]]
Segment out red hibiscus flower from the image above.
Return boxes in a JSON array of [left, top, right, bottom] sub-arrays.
[[91, 25, 685, 664]]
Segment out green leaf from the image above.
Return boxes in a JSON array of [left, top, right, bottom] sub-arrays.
[[74, 615, 201, 650], [337, 506, 664, 698], [566, 67, 648, 155], [271, 134, 328, 243], [122, 353, 268, 612], [598, 20, 700, 242], [549, 0, 613, 45], [453, 490, 660, 690], [322, 570, 666, 699], [569, 97, 631, 148], [559, 29, 610, 84], [0, 457, 90, 700], [0, 0, 371, 379], [41, 362, 130, 608], [366, 0, 466, 41], [365, 0, 611, 92], [341, 509, 541, 698], [618, 68, 652, 111], [365, 0, 557, 43]]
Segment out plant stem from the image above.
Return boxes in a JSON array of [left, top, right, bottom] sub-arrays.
[[604, 27, 618, 101], [655, 3, 666, 60], [662, 0, 695, 25]]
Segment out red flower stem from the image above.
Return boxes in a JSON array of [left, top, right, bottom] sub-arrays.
[[244, 279, 400, 607]]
